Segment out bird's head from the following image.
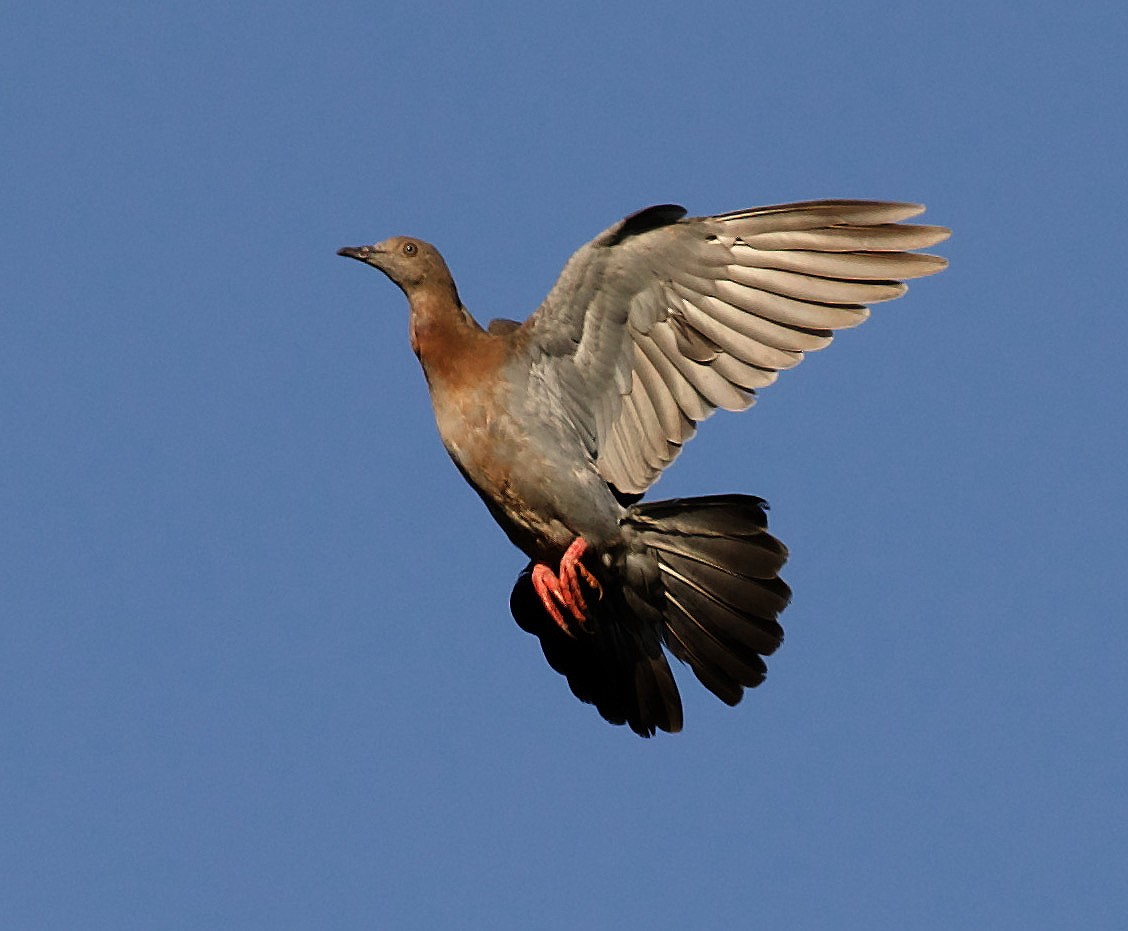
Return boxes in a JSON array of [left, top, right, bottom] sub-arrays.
[[337, 236, 453, 296]]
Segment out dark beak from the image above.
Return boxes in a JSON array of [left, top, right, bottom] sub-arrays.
[[337, 245, 373, 261]]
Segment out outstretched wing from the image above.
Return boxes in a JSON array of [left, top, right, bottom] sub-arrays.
[[520, 200, 950, 495]]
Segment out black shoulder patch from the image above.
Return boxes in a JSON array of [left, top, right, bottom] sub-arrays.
[[603, 204, 688, 246]]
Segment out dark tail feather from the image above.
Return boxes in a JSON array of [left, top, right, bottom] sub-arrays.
[[510, 494, 790, 736], [511, 567, 683, 737], [628, 495, 790, 707]]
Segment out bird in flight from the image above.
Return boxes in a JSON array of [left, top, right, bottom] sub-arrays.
[[339, 200, 949, 736]]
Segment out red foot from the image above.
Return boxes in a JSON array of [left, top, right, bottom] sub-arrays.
[[531, 538, 604, 637]]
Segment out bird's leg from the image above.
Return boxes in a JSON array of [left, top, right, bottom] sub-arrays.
[[531, 564, 575, 636], [558, 537, 603, 613], [530, 537, 603, 637]]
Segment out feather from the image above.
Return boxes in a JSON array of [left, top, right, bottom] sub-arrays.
[[737, 222, 951, 252], [522, 199, 948, 496], [730, 244, 949, 280], [648, 324, 753, 412]]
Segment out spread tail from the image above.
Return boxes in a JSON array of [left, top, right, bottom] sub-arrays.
[[510, 494, 790, 736]]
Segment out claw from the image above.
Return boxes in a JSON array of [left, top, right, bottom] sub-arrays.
[[559, 537, 602, 616], [530, 537, 603, 637], [531, 563, 574, 636]]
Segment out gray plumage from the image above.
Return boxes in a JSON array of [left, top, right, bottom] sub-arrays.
[[524, 200, 949, 495]]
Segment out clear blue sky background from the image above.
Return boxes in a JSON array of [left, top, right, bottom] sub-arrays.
[[4, 3, 1126, 929]]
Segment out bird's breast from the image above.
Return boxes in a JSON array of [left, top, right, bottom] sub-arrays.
[[427, 372, 621, 561]]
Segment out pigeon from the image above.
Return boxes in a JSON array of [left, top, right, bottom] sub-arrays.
[[338, 200, 949, 736]]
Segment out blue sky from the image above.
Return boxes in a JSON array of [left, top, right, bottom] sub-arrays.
[[4, 3, 1126, 928]]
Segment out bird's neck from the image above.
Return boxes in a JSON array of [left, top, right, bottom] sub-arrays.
[[409, 285, 506, 391]]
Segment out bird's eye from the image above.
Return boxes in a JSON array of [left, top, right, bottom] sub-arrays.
[[402, 242, 418, 256]]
